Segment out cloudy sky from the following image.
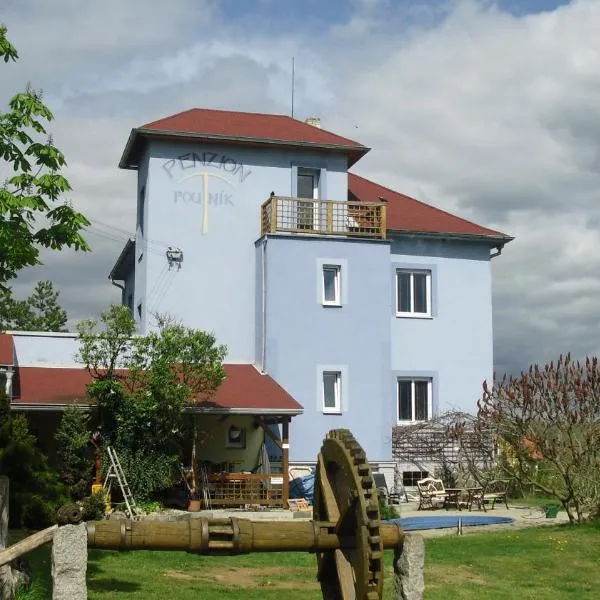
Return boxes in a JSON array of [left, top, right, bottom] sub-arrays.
[[2, 0, 599, 375]]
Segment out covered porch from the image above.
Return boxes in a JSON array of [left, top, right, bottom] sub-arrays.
[[185, 412, 294, 509]]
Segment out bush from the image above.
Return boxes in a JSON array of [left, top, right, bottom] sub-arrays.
[[378, 492, 400, 520], [0, 389, 67, 528], [112, 450, 176, 502], [82, 491, 106, 521]]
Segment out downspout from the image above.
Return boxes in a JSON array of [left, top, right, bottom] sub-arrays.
[[261, 237, 268, 373], [110, 279, 126, 304]]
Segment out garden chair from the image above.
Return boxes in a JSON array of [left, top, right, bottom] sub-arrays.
[[470, 479, 509, 512], [417, 477, 448, 510], [373, 473, 404, 505]]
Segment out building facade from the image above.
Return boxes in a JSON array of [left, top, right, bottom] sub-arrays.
[[108, 108, 512, 475]]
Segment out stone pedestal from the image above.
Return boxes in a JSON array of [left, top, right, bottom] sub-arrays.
[[394, 534, 425, 600], [52, 524, 87, 600]]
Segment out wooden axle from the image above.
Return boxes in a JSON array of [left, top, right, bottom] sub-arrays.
[[86, 517, 404, 554]]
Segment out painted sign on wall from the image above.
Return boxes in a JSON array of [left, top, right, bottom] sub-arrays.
[[162, 151, 253, 233]]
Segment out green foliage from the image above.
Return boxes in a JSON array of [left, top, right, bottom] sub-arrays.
[[54, 405, 93, 500], [77, 306, 227, 501], [113, 450, 176, 501], [378, 492, 400, 520], [77, 305, 135, 378], [137, 500, 163, 514], [81, 491, 106, 521], [0, 388, 67, 528], [0, 26, 89, 290]]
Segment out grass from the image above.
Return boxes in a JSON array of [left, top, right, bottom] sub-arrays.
[[16, 521, 600, 599]]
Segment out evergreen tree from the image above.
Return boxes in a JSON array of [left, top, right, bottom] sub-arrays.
[[0, 389, 67, 528]]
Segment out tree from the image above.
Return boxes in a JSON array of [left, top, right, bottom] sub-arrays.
[[0, 280, 68, 331], [0, 388, 67, 528], [77, 306, 227, 500], [0, 26, 89, 291], [54, 405, 93, 500], [477, 354, 600, 523]]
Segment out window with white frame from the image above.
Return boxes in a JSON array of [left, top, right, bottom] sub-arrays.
[[397, 378, 432, 423], [322, 371, 342, 413], [322, 265, 341, 306], [297, 168, 320, 230], [396, 270, 431, 317]]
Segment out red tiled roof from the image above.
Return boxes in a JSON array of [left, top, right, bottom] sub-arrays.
[[11, 365, 302, 414], [0, 334, 13, 365], [349, 173, 511, 241], [120, 108, 369, 169]]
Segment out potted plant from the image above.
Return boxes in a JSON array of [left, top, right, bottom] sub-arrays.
[[542, 503, 560, 518]]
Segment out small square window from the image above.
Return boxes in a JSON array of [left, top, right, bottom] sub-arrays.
[[397, 378, 432, 424], [396, 270, 431, 317], [322, 371, 342, 413], [137, 303, 142, 319], [226, 426, 246, 449], [322, 265, 341, 306]]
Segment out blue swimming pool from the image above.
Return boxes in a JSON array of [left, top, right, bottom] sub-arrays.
[[388, 515, 513, 531]]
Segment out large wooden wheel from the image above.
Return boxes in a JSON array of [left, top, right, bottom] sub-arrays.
[[313, 429, 384, 600]]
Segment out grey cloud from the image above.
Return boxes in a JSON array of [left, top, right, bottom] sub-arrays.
[[5, 0, 600, 380]]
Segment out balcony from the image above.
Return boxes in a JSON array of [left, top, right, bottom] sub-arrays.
[[261, 195, 387, 240]]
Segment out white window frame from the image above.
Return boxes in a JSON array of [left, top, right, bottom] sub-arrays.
[[297, 167, 320, 199], [396, 269, 432, 318], [396, 378, 432, 424], [322, 264, 341, 306], [322, 371, 342, 414]]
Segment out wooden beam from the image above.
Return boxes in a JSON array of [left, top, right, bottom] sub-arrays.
[[0, 525, 58, 568], [282, 417, 290, 507], [255, 418, 282, 448]]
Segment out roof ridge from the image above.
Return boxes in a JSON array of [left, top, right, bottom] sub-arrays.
[[348, 172, 508, 238], [141, 108, 366, 148]]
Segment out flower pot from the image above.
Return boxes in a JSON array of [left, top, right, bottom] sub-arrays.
[[188, 499, 202, 512], [543, 504, 560, 518]]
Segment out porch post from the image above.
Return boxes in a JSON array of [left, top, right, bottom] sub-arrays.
[[282, 417, 290, 507]]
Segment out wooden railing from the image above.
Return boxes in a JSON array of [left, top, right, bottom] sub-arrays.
[[207, 473, 283, 507], [261, 195, 387, 239]]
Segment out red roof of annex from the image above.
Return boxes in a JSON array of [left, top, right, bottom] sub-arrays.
[[0, 332, 301, 415], [348, 173, 509, 241]]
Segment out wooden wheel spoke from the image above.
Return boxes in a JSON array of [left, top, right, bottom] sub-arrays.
[[335, 548, 357, 600], [316, 454, 341, 523]]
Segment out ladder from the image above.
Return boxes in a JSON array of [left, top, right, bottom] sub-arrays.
[[103, 446, 138, 519]]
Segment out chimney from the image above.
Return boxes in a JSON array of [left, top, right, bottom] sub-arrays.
[[305, 116, 321, 128]]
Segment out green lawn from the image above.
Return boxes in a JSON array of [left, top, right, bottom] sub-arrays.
[[18, 521, 600, 599]]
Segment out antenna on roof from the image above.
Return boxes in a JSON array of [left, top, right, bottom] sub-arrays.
[[291, 56, 295, 118]]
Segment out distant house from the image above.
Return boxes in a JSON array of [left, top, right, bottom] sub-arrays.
[[1, 108, 512, 495]]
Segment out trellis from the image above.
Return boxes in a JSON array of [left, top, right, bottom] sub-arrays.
[[392, 412, 497, 490]]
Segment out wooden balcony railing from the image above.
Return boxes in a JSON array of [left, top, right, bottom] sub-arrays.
[[261, 195, 387, 240], [207, 473, 283, 507]]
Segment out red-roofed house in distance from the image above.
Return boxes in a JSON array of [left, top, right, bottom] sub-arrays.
[[5, 107, 512, 502], [2, 330, 302, 507]]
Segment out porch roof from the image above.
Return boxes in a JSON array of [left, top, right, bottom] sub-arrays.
[[10, 364, 302, 415]]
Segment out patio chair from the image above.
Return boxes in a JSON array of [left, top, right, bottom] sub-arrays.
[[471, 479, 509, 512], [416, 477, 448, 510], [373, 473, 404, 505]]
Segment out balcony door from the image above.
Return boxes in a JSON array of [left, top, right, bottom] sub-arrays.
[[297, 168, 319, 231]]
